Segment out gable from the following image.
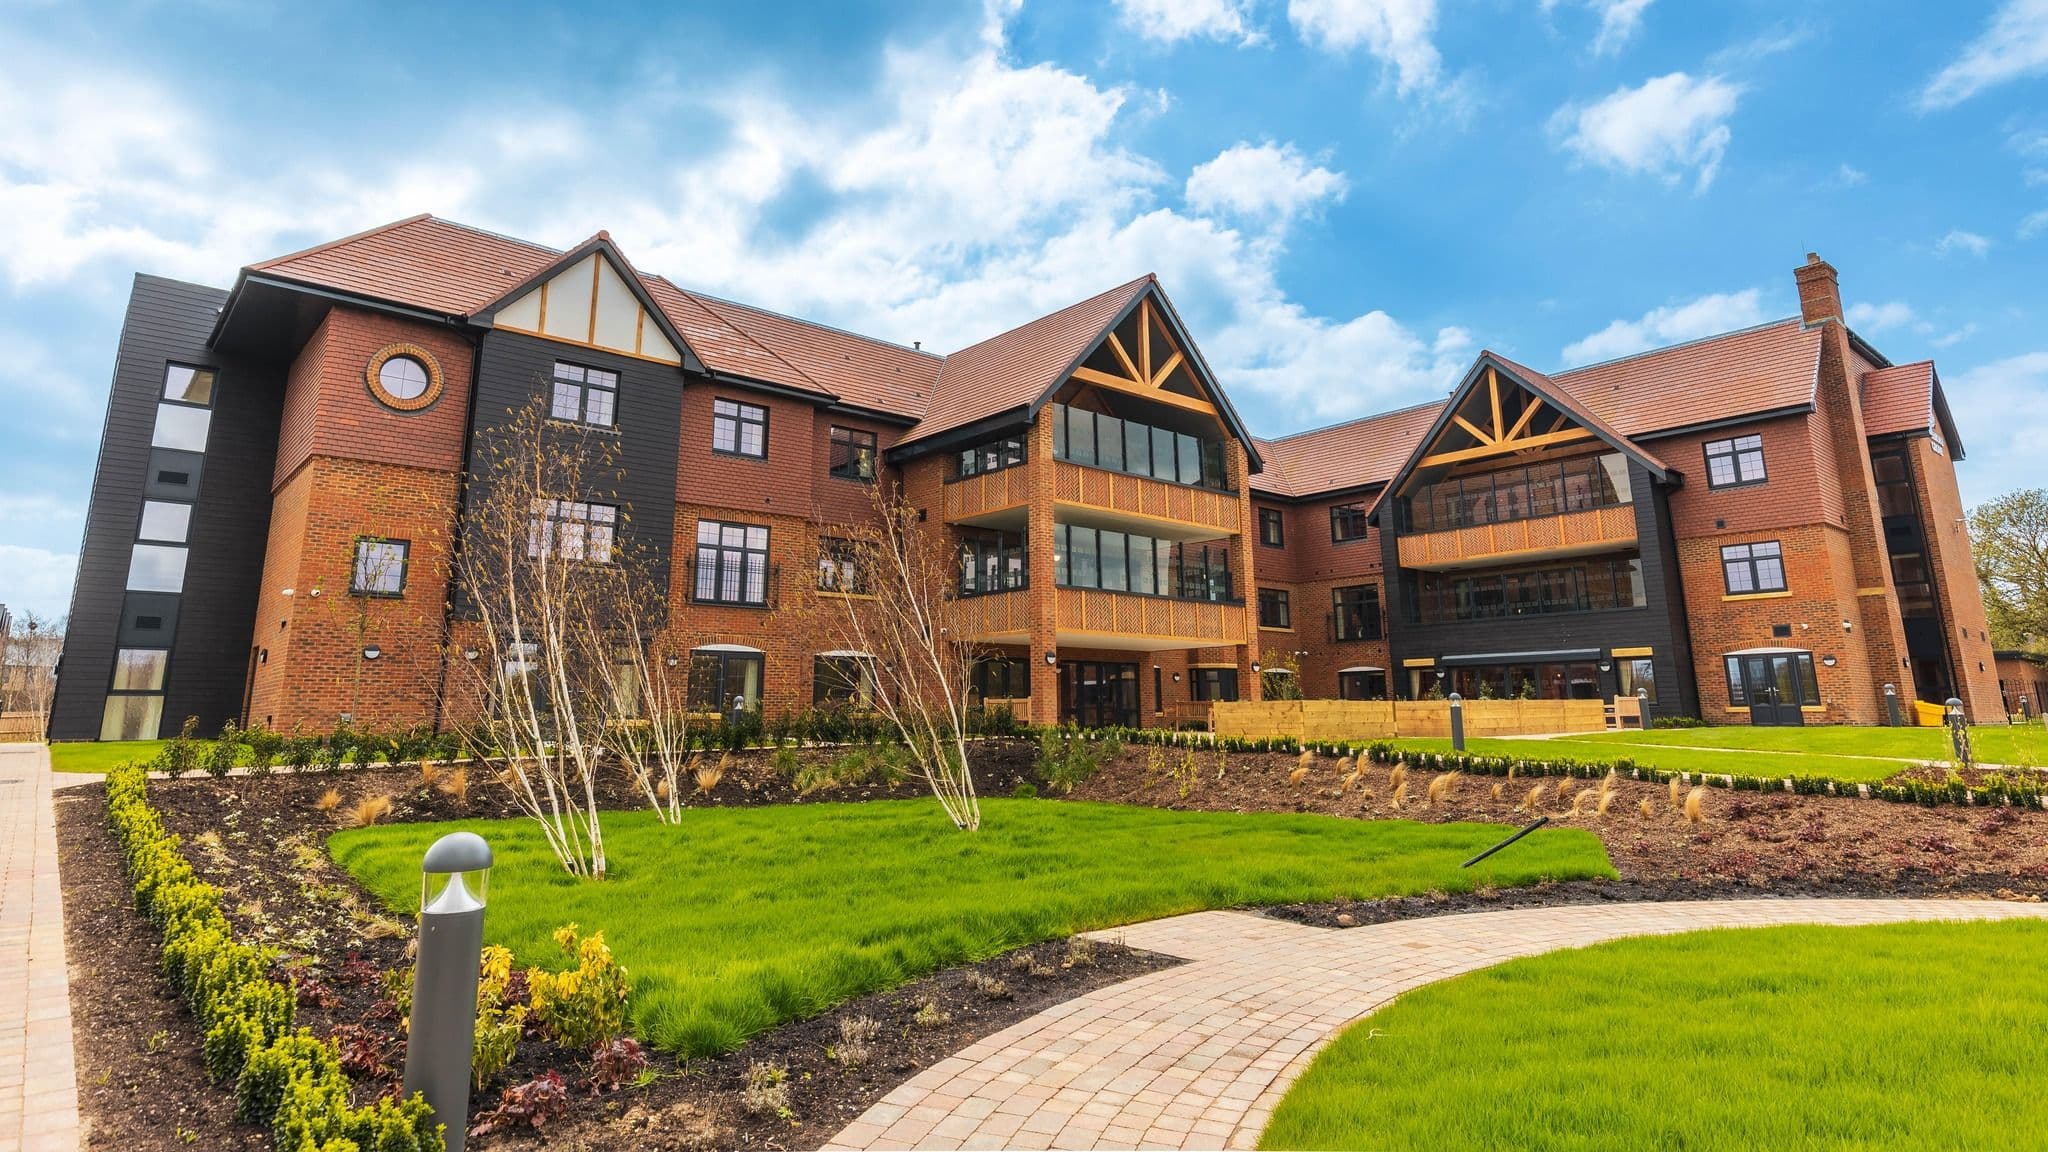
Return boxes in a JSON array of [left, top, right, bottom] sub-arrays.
[[1067, 294, 1215, 416], [491, 250, 683, 365]]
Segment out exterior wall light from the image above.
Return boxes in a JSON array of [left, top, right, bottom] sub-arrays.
[[462, 648, 480, 661], [362, 645, 382, 661], [1044, 651, 1057, 666], [1822, 655, 1838, 667], [1842, 620, 1854, 632], [1251, 662, 1262, 674]]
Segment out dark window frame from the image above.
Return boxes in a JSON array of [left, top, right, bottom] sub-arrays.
[[1720, 540, 1787, 595], [688, 649, 765, 712], [549, 360, 619, 430], [349, 536, 411, 598], [1189, 667, 1239, 702], [828, 426, 878, 482], [816, 536, 868, 595], [1330, 502, 1368, 543], [812, 654, 877, 706], [711, 397, 769, 459], [694, 519, 773, 606], [161, 362, 217, 409], [1331, 584, 1382, 641], [528, 499, 618, 563], [1258, 507, 1285, 548], [953, 436, 1027, 480], [1257, 587, 1291, 629], [1703, 434, 1767, 490]]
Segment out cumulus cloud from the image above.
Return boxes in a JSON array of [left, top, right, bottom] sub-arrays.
[[1936, 229, 1992, 258], [1115, 0, 1261, 45], [1560, 288, 1768, 366], [0, 544, 77, 620], [1846, 300, 1916, 332], [1919, 0, 2048, 112], [2021, 209, 2048, 239], [1185, 142, 1349, 225], [1552, 72, 1741, 191], [1287, 0, 1445, 97], [1943, 351, 2048, 504]]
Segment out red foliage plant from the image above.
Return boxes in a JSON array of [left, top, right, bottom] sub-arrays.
[[583, 1036, 649, 1094], [471, 1070, 572, 1136]]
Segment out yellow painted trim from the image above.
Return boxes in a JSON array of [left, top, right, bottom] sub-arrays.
[[587, 255, 602, 345], [1856, 587, 1888, 597], [1189, 662, 1239, 669], [1258, 625, 1294, 633], [537, 281, 549, 330], [816, 591, 878, 602], [1724, 706, 1751, 713], [1417, 427, 1593, 468], [1068, 365, 1218, 415], [1610, 646, 1654, 658], [490, 324, 684, 366], [1801, 705, 1827, 712], [1402, 657, 1436, 668], [635, 307, 646, 356], [1722, 590, 1794, 602]]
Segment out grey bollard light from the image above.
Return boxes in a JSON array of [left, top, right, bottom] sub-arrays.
[[1946, 697, 1972, 771], [1883, 683, 1902, 728], [1448, 692, 1465, 751], [403, 831, 492, 1152]]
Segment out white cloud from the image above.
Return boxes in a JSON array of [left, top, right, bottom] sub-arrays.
[[2022, 209, 2048, 239], [0, 544, 76, 620], [1846, 300, 1916, 332], [1552, 72, 1741, 191], [1919, 0, 2048, 112], [1560, 288, 1768, 366], [1185, 142, 1349, 225], [1835, 163, 1868, 187], [1543, 0, 1654, 56], [1936, 229, 1992, 258], [1944, 351, 2048, 505], [1115, 0, 1261, 45], [1287, 0, 1444, 97], [1933, 322, 1980, 348]]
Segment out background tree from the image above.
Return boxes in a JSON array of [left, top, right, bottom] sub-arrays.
[[1, 611, 62, 736], [1971, 488, 2048, 651]]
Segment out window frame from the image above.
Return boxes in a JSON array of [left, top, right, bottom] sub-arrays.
[[711, 397, 769, 459], [1258, 507, 1285, 548], [1331, 584, 1382, 642], [527, 499, 618, 563], [1257, 587, 1292, 629], [1330, 502, 1368, 543], [1703, 434, 1768, 490], [548, 361, 619, 430], [350, 536, 411, 598], [1720, 540, 1787, 595], [813, 654, 878, 707], [816, 536, 868, 595], [688, 648, 764, 712], [1189, 667, 1239, 702], [828, 426, 878, 482], [694, 519, 772, 606]]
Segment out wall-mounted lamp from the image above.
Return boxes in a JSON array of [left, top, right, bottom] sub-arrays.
[[280, 587, 296, 597], [665, 654, 680, 668], [1598, 660, 1613, 674], [1821, 654, 1838, 667], [1842, 620, 1853, 633], [462, 648, 480, 662], [1043, 651, 1058, 666], [309, 588, 321, 598], [362, 645, 383, 661], [1251, 662, 1262, 674], [1172, 672, 1182, 683]]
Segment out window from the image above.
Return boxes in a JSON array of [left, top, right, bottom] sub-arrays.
[[151, 403, 211, 451], [829, 426, 877, 481], [1617, 657, 1657, 704], [1190, 667, 1239, 702], [1331, 502, 1368, 542], [956, 436, 1026, 479], [1872, 451, 1917, 519], [1053, 524, 1231, 601], [1891, 552, 1936, 618], [550, 362, 618, 428], [817, 537, 866, 594], [688, 648, 763, 712], [138, 501, 191, 543], [1331, 585, 1381, 641], [111, 648, 168, 692], [378, 355, 431, 402], [127, 544, 188, 593], [1338, 669, 1387, 700], [813, 654, 877, 706], [351, 538, 409, 597], [100, 693, 164, 741], [1724, 655, 1747, 707], [1257, 588, 1291, 629], [959, 533, 1028, 595], [712, 398, 767, 457], [1703, 435, 1767, 488], [528, 500, 616, 562], [1721, 541, 1786, 594], [694, 520, 771, 604], [1258, 508, 1284, 547], [1049, 403, 1227, 490], [163, 364, 216, 405], [972, 657, 1032, 701]]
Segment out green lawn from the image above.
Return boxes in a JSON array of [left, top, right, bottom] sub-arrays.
[[1386, 736, 1917, 782], [48, 739, 170, 773], [1571, 723, 2048, 766], [332, 799, 1612, 1058], [1261, 919, 2048, 1151]]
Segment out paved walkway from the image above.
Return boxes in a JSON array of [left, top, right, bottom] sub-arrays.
[[0, 744, 78, 1152], [827, 897, 2048, 1151]]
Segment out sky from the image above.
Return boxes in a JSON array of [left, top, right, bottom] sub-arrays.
[[3, 0, 2047, 620]]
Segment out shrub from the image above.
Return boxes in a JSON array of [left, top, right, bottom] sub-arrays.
[[473, 944, 527, 1090], [741, 1061, 791, 1117], [282, 730, 321, 773], [584, 1036, 650, 1094], [1013, 782, 1038, 799], [834, 1015, 881, 1067], [155, 715, 203, 776], [245, 725, 285, 777], [203, 719, 242, 778], [471, 1071, 571, 1136], [316, 727, 353, 773], [527, 925, 631, 1051]]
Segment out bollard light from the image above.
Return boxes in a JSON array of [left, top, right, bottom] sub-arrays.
[[403, 831, 492, 1152], [1883, 682, 1902, 728], [1447, 692, 1465, 752], [1945, 697, 1972, 772]]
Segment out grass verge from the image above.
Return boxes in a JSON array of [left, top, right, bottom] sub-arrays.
[[1571, 723, 2048, 766], [1382, 736, 1914, 783], [332, 799, 1612, 1058], [1261, 919, 2048, 1151], [49, 739, 170, 773]]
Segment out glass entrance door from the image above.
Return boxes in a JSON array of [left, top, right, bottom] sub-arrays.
[[1743, 654, 1806, 726], [1060, 661, 1139, 729]]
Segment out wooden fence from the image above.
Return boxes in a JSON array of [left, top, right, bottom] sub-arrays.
[[1210, 698, 1607, 741], [0, 711, 46, 741]]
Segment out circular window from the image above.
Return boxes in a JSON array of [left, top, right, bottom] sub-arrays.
[[365, 344, 444, 411]]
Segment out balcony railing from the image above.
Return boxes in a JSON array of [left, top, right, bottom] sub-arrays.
[[1056, 587, 1247, 646], [1405, 556, 1645, 625], [1052, 460, 1241, 533], [1397, 503, 1637, 569]]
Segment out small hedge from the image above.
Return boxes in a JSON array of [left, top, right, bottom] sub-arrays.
[[105, 763, 444, 1151]]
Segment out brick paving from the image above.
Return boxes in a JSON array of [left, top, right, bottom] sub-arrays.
[[0, 744, 78, 1152], [826, 897, 2048, 1151]]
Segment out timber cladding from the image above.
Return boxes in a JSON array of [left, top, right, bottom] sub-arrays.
[[1211, 698, 1607, 740]]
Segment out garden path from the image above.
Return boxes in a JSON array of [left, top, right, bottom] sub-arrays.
[[826, 896, 2048, 1151], [0, 744, 78, 1152]]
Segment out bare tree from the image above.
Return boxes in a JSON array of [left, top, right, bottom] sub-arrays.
[[584, 565, 693, 823], [2, 611, 61, 736], [822, 487, 983, 830], [447, 399, 649, 877]]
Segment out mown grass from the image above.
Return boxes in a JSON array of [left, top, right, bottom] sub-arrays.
[[1385, 736, 1915, 782], [1571, 723, 2048, 766], [332, 799, 1612, 1058], [1261, 919, 2048, 1151], [49, 739, 171, 773]]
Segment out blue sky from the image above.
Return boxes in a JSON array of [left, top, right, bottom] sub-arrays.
[[3, 0, 2047, 620]]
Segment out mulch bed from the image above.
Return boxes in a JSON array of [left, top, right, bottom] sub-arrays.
[[53, 740, 1161, 1151], [1067, 744, 2048, 892]]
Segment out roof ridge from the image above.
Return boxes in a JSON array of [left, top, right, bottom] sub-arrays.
[[651, 275, 833, 397], [428, 215, 564, 258], [943, 272, 1155, 359], [1551, 315, 1804, 379], [248, 213, 434, 272], [1258, 396, 1449, 444], [681, 287, 942, 361]]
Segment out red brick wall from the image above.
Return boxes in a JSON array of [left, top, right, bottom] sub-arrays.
[[676, 388, 820, 520], [1996, 655, 2048, 715], [273, 307, 473, 489]]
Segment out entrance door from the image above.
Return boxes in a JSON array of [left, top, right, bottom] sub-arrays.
[[1060, 661, 1138, 728], [1743, 654, 1805, 726]]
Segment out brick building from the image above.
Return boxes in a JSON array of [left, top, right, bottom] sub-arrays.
[[49, 220, 2001, 740]]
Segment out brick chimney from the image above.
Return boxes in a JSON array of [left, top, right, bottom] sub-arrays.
[[1794, 252, 1841, 326]]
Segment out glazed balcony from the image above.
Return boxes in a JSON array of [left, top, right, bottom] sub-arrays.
[[1397, 503, 1638, 570]]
